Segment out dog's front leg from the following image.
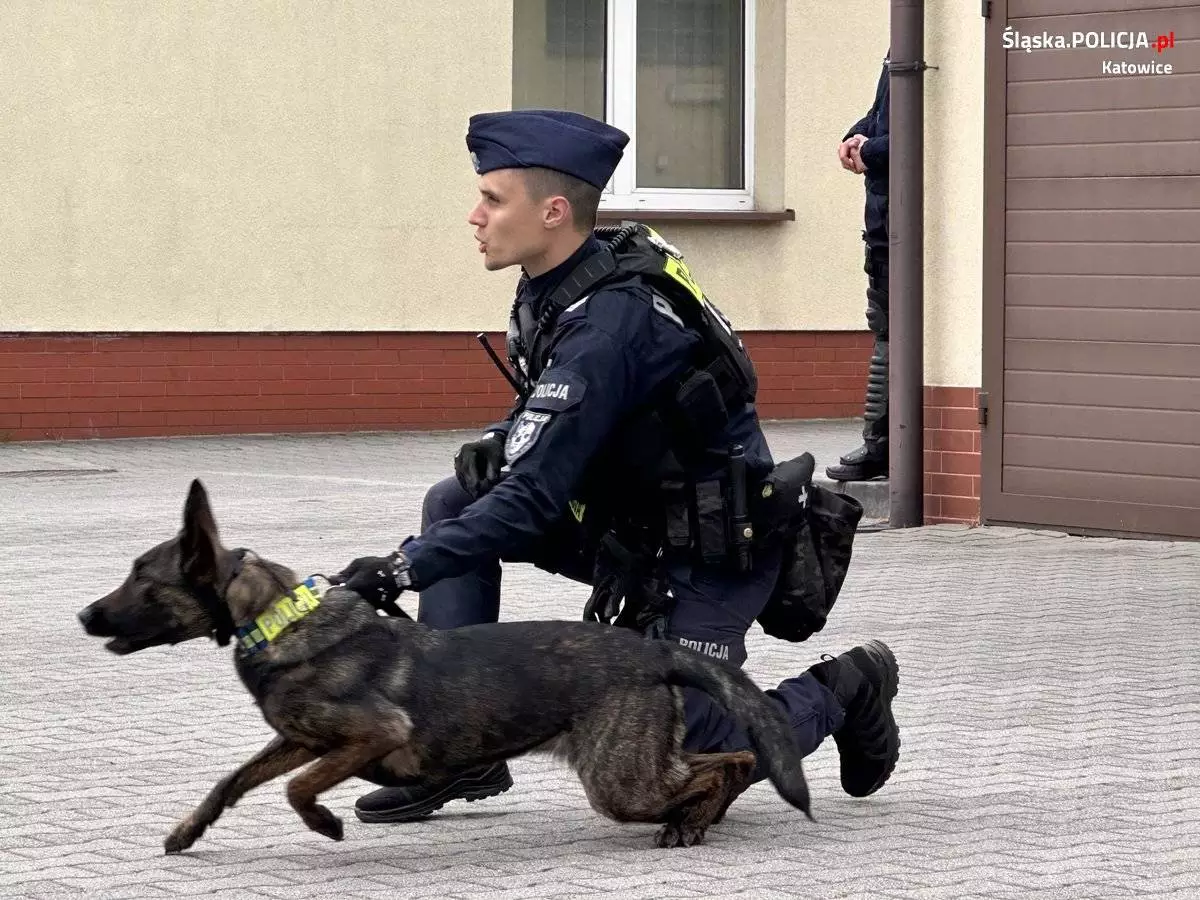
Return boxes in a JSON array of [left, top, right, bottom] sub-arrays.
[[164, 735, 314, 854], [285, 739, 411, 841]]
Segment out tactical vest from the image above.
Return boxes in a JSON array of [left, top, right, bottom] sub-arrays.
[[508, 221, 757, 462], [504, 223, 762, 553]]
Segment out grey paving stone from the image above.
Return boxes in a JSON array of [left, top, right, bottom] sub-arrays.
[[1, 422, 1197, 899]]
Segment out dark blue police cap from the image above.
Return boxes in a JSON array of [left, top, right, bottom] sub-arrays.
[[466, 109, 629, 190]]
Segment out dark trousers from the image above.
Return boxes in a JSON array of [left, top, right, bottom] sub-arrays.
[[862, 189, 890, 451], [417, 476, 845, 764]]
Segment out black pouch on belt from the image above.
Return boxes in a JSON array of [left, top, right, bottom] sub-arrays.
[[752, 452, 816, 539], [662, 480, 691, 551], [756, 485, 864, 643], [694, 479, 728, 567]]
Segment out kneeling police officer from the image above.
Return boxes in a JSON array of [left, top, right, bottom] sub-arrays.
[[337, 108, 901, 823]]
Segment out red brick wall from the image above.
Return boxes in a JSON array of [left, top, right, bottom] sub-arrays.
[[0, 332, 872, 442], [924, 386, 982, 525]]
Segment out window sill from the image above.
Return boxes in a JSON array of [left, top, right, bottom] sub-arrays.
[[597, 208, 795, 223]]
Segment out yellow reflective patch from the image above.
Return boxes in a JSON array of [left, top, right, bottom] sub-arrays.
[[256, 611, 282, 641], [292, 584, 320, 613], [276, 596, 300, 623], [569, 500, 586, 523], [252, 584, 323, 644], [663, 257, 704, 303]]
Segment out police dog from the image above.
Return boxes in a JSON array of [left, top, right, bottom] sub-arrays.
[[78, 479, 811, 854]]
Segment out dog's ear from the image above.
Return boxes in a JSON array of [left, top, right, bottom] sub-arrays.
[[182, 479, 222, 585]]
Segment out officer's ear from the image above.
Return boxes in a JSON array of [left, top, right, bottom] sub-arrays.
[[542, 195, 572, 231]]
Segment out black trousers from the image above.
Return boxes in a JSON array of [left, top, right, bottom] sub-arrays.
[[862, 189, 889, 451]]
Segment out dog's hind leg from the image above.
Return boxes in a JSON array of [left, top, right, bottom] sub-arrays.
[[654, 751, 757, 849], [285, 739, 416, 841], [164, 736, 315, 854], [570, 689, 692, 826], [709, 751, 758, 826]]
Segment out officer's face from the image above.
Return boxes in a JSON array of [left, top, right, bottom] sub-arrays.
[[468, 170, 549, 272]]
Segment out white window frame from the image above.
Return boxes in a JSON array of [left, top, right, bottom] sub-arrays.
[[602, 0, 756, 212]]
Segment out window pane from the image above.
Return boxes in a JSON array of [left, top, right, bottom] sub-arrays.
[[512, 0, 606, 122], [636, 0, 744, 190]]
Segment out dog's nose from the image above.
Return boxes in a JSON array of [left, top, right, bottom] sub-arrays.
[[78, 604, 109, 635]]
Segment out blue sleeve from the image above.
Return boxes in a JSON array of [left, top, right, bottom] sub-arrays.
[[401, 288, 691, 587], [859, 133, 888, 172], [858, 58, 889, 171], [843, 116, 870, 141], [847, 58, 889, 142]]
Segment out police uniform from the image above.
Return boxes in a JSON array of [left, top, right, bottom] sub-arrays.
[[346, 109, 885, 822], [828, 54, 891, 482], [421, 107, 841, 739]]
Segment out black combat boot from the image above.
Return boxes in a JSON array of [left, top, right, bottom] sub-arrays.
[[354, 762, 513, 823], [828, 314, 888, 482], [825, 441, 887, 482], [808, 640, 900, 797]]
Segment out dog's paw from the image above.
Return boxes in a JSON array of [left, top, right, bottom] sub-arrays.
[[304, 804, 344, 842], [654, 823, 682, 849], [654, 822, 706, 849]]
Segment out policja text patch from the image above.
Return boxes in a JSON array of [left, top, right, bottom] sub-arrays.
[[506, 369, 587, 464], [525, 369, 587, 412]]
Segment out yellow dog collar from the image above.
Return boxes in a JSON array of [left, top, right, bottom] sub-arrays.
[[235, 576, 329, 654]]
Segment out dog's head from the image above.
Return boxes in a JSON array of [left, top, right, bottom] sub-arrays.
[[78, 479, 238, 655]]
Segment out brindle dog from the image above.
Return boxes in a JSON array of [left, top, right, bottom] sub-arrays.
[[78, 479, 812, 853]]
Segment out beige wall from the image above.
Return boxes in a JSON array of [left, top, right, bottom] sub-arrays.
[[1, 1, 984, 390], [923, 1, 985, 388], [1, 1, 511, 332]]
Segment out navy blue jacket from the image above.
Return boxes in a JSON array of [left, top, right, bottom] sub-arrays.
[[401, 237, 773, 588], [845, 54, 890, 199]]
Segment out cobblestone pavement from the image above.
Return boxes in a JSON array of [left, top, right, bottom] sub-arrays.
[[2, 422, 1198, 899]]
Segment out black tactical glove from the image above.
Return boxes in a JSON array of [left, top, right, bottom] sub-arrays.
[[335, 549, 414, 617], [583, 569, 625, 624], [583, 533, 673, 639], [454, 431, 506, 499]]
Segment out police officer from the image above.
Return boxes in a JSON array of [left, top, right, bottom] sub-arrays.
[[827, 51, 891, 482], [337, 109, 901, 823]]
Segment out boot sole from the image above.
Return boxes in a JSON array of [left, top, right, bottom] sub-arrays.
[[354, 768, 513, 824], [861, 639, 899, 703], [852, 639, 901, 797], [824, 466, 888, 482]]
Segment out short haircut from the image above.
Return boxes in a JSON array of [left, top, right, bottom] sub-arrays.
[[521, 167, 602, 233]]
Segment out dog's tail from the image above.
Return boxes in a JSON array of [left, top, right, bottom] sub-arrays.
[[662, 643, 813, 820]]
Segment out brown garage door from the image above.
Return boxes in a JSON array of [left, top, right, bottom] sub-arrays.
[[982, 0, 1200, 539]]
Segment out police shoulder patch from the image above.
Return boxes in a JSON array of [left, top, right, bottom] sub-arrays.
[[525, 368, 586, 413], [505, 410, 552, 464]]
